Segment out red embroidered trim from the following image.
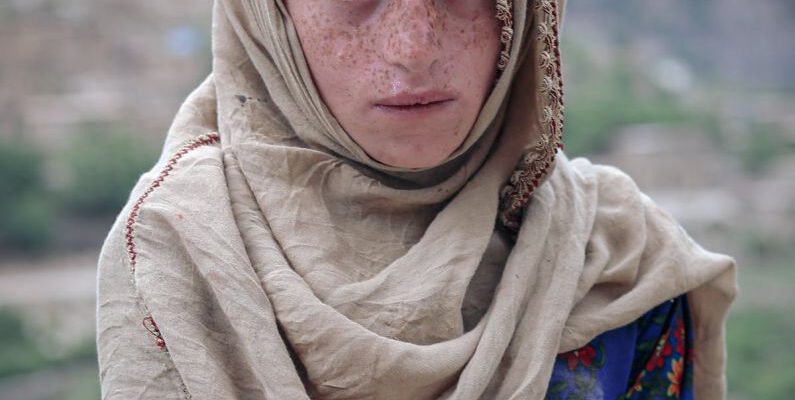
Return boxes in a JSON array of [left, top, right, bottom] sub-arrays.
[[124, 133, 220, 271], [143, 315, 167, 350], [123, 132, 220, 352]]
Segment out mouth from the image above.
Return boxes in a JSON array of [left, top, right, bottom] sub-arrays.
[[374, 91, 456, 113]]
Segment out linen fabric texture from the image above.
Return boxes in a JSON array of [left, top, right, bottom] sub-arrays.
[[96, 0, 737, 399]]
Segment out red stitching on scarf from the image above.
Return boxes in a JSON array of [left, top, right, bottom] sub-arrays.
[[124, 133, 220, 270], [123, 132, 220, 351], [143, 315, 167, 350]]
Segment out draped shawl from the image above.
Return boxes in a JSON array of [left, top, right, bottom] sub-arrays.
[[96, 1, 737, 399]]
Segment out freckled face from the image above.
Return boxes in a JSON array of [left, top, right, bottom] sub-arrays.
[[284, 0, 501, 168]]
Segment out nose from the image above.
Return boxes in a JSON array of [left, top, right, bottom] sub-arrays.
[[383, 0, 441, 73]]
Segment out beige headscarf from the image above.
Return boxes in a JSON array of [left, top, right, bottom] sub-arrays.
[[96, 1, 736, 399]]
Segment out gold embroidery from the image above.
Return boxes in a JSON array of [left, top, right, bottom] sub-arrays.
[[499, 0, 565, 232], [495, 0, 514, 71]]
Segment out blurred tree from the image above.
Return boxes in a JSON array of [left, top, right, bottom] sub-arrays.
[[740, 122, 793, 175], [561, 43, 702, 156], [63, 127, 158, 216], [727, 307, 795, 400], [0, 139, 53, 251], [0, 308, 48, 378]]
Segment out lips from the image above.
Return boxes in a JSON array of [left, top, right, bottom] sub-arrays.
[[374, 90, 456, 111]]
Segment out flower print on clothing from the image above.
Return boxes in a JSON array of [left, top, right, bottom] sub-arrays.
[[667, 357, 684, 397], [560, 343, 600, 371], [623, 296, 694, 400], [545, 295, 694, 400]]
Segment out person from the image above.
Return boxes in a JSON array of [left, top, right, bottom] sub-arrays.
[[96, 0, 737, 399]]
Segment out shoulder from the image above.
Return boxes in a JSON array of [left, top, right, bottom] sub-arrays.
[[96, 133, 224, 398], [541, 154, 651, 238], [109, 133, 225, 223], [98, 133, 227, 282], [125, 133, 225, 224], [97, 132, 239, 321], [565, 155, 646, 202], [540, 154, 648, 208]]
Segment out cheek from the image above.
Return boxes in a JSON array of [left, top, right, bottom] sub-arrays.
[[293, 13, 386, 102], [443, 1, 501, 52], [469, 17, 501, 55], [297, 16, 356, 74], [445, 15, 501, 94]]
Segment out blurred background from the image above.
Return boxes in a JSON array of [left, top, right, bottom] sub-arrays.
[[0, 0, 792, 399]]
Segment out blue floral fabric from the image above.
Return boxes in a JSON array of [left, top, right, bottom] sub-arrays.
[[545, 296, 694, 400]]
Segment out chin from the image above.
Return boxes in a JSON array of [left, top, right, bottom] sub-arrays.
[[345, 113, 468, 169], [380, 155, 448, 169], [370, 137, 461, 169]]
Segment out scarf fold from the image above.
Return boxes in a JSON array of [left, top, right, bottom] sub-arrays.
[[96, 1, 736, 399]]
